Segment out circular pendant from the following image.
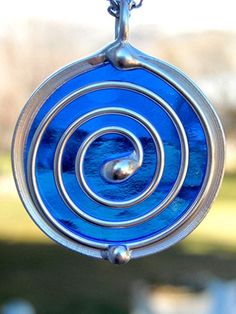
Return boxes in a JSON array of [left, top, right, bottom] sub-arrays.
[[12, 1, 225, 264]]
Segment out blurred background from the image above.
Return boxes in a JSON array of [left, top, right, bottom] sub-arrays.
[[0, 0, 236, 313]]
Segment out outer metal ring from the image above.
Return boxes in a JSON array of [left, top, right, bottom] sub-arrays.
[[12, 51, 225, 259]]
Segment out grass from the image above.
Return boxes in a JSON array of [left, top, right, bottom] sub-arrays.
[[0, 242, 236, 314], [216, 173, 236, 202], [0, 153, 12, 176]]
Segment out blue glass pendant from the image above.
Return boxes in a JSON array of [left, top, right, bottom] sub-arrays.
[[12, 0, 225, 264]]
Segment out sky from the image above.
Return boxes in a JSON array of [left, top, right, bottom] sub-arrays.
[[1, 0, 236, 34]]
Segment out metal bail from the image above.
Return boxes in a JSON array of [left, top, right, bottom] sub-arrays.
[[115, 0, 130, 41]]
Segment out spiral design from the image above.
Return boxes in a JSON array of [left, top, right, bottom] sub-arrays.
[[26, 68, 208, 248], [28, 81, 191, 230], [27, 72, 206, 247]]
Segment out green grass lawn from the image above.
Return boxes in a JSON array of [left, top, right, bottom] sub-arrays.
[[0, 153, 12, 176]]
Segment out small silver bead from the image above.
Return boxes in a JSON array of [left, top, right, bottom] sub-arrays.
[[107, 246, 131, 265], [101, 157, 139, 183]]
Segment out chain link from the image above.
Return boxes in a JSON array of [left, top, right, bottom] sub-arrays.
[[131, 0, 143, 9], [107, 0, 143, 18]]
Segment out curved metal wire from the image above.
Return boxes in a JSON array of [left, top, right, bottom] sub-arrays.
[[131, 0, 143, 10], [107, 0, 143, 18]]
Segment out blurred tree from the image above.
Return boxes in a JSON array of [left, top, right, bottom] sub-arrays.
[[0, 22, 235, 153]]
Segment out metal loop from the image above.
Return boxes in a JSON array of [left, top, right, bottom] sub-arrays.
[[131, 0, 143, 10], [107, 0, 143, 18], [107, 0, 120, 17]]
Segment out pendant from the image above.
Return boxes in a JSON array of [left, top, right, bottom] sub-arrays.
[[12, 0, 225, 264]]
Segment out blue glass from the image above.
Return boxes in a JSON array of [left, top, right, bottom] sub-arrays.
[[26, 63, 208, 244]]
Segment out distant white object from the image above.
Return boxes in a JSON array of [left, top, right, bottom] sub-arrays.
[[131, 282, 210, 314], [209, 280, 236, 314], [0, 299, 36, 314], [131, 279, 236, 314]]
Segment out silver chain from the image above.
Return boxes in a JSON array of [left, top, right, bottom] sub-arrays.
[[107, 0, 143, 18]]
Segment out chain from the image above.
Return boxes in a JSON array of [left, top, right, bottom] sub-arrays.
[[107, 0, 143, 18]]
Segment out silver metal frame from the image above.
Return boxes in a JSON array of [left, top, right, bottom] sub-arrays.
[[12, 0, 225, 264]]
